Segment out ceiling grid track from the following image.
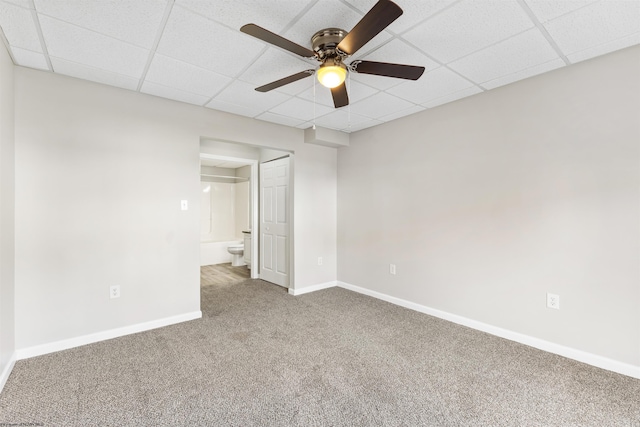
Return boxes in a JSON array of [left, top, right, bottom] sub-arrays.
[[136, 0, 175, 92], [202, 1, 321, 112], [0, 25, 15, 64], [29, 0, 53, 72], [516, 0, 570, 66]]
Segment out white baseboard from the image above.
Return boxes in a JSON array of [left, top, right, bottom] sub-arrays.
[[337, 281, 640, 379], [288, 281, 337, 296], [16, 311, 202, 360], [0, 352, 16, 394]]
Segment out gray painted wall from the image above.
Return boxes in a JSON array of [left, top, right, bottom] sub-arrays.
[[14, 67, 337, 350], [0, 35, 16, 386], [338, 46, 640, 367]]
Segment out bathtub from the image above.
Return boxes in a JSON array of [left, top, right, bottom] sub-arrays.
[[200, 240, 242, 267]]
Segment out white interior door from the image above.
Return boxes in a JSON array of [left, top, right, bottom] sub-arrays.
[[260, 157, 290, 287]]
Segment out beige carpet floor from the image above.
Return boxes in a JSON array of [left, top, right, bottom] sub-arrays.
[[0, 273, 638, 426]]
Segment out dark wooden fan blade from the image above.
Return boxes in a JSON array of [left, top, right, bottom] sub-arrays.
[[336, 0, 403, 56], [331, 82, 349, 108], [255, 70, 315, 92], [241, 24, 316, 58], [353, 60, 425, 80]]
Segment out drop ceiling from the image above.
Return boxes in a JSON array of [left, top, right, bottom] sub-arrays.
[[0, 0, 638, 133]]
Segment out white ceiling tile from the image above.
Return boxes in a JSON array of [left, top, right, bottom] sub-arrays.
[[421, 86, 483, 108], [313, 109, 371, 131], [40, 16, 148, 77], [34, 0, 167, 48], [145, 54, 232, 97], [343, 0, 457, 34], [543, 0, 640, 56], [348, 91, 415, 119], [0, 2, 42, 52], [343, 118, 382, 132], [296, 82, 334, 107], [567, 32, 640, 63], [269, 97, 334, 121], [523, 0, 599, 23], [386, 66, 475, 104], [284, 0, 391, 56], [238, 48, 316, 92], [51, 57, 139, 90], [449, 28, 559, 84], [353, 38, 439, 71], [272, 75, 318, 96], [214, 79, 290, 110], [2, 0, 33, 8], [176, 0, 312, 33], [141, 81, 210, 105], [378, 104, 426, 122], [11, 47, 48, 69], [403, 0, 534, 63], [345, 81, 377, 103], [157, 5, 264, 78], [205, 99, 263, 118], [297, 79, 378, 107], [349, 71, 404, 90], [482, 58, 565, 90], [256, 112, 307, 127]]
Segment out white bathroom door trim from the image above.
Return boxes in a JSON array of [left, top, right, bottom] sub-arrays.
[[199, 153, 259, 279], [259, 156, 291, 288]]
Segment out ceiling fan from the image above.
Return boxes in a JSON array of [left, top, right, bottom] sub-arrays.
[[240, 0, 425, 109]]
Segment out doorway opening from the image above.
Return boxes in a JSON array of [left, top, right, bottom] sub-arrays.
[[199, 153, 258, 280], [198, 141, 293, 290]]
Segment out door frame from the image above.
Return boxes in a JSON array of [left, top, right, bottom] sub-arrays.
[[199, 153, 259, 279]]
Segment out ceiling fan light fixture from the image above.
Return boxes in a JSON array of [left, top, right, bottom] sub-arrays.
[[317, 60, 347, 88], [241, 0, 424, 109]]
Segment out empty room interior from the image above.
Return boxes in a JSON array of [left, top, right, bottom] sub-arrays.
[[0, 0, 639, 425]]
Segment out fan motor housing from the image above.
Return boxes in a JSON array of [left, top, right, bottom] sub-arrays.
[[311, 28, 347, 59]]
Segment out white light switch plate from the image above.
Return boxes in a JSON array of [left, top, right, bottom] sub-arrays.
[[181, 200, 188, 211]]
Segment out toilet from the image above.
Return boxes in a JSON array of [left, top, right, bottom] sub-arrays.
[[227, 243, 245, 267]]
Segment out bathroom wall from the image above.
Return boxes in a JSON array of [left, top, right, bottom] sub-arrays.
[[200, 165, 250, 243], [199, 164, 250, 266], [201, 181, 236, 241]]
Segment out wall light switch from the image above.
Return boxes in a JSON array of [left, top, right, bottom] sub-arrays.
[[390, 264, 396, 275], [181, 200, 188, 211]]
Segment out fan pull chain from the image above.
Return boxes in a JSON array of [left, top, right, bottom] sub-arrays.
[[347, 71, 351, 132], [313, 75, 316, 130]]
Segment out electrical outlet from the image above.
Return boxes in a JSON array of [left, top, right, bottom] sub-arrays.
[[318, 257, 323, 266], [547, 293, 559, 309], [389, 264, 396, 275], [110, 285, 120, 299]]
